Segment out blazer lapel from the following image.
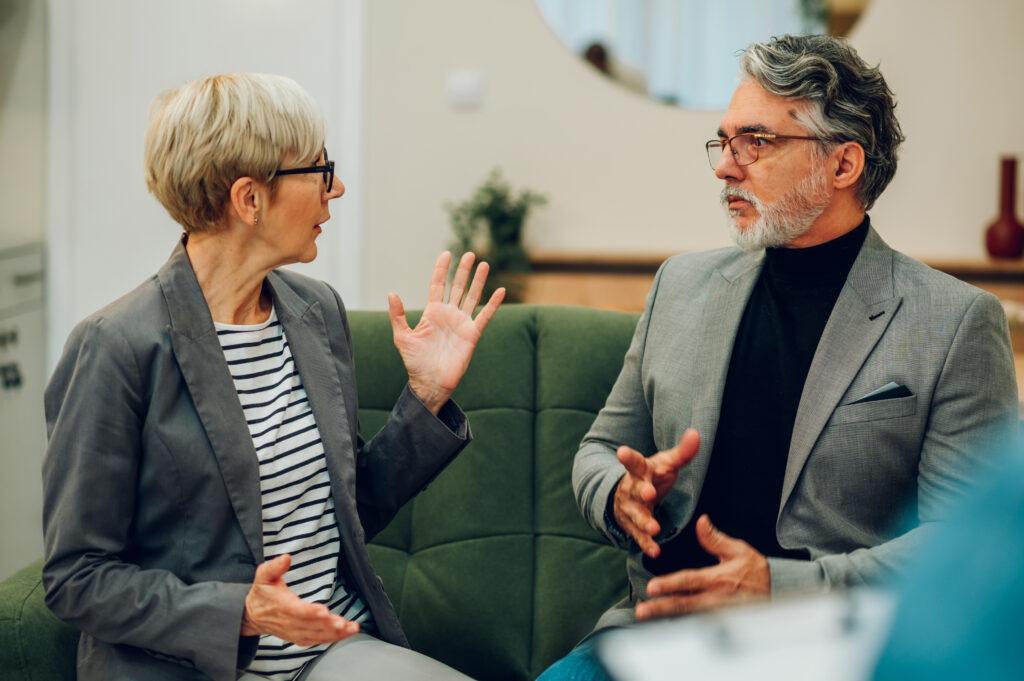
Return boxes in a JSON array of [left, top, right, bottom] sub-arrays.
[[780, 228, 903, 509], [686, 253, 763, 486], [265, 274, 358, 503], [158, 239, 265, 563]]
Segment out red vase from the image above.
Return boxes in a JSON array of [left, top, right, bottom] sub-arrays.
[[985, 157, 1024, 259]]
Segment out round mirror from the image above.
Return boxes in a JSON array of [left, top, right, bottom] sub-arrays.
[[534, 0, 870, 109]]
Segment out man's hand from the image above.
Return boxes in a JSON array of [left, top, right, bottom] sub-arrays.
[[636, 514, 770, 621], [241, 555, 359, 646], [613, 429, 700, 558], [389, 251, 504, 415]]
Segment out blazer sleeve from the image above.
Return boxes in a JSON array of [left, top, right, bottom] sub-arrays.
[[41, 317, 254, 681], [768, 291, 1020, 596], [573, 263, 665, 546], [355, 385, 471, 540], [325, 285, 472, 541]]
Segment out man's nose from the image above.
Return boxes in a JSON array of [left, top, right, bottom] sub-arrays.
[[714, 146, 743, 181]]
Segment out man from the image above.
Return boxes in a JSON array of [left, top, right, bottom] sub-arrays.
[[539, 34, 1018, 679]]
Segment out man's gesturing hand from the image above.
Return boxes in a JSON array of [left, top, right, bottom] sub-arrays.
[[241, 555, 359, 646], [612, 428, 700, 558], [636, 514, 770, 621]]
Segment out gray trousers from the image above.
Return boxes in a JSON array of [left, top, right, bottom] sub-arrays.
[[238, 634, 475, 681]]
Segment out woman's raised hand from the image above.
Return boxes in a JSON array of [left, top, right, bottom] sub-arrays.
[[387, 252, 505, 414]]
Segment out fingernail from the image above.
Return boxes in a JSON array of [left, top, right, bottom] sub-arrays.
[[647, 581, 661, 596]]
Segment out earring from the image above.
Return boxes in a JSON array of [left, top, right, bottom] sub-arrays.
[[254, 216, 259, 226]]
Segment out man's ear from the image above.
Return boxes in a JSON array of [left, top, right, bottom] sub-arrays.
[[228, 176, 262, 226], [832, 141, 865, 191]]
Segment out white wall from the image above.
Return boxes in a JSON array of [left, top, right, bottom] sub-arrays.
[[40, 0, 1024, 325], [0, 0, 47, 580], [46, 0, 367, 365], [365, 0, 722, 309], [849, 1, 1024, 259], [364, 0, 1024, 309], [0, 0, 46, 250]]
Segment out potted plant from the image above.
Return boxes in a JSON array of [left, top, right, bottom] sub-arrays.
[[446, 168, 547, 302]]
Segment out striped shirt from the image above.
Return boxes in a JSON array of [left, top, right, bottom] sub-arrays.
[[216, 308, 373, 681]]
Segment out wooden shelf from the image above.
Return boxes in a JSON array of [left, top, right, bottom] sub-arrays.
[[924, 258, 1024, 277], [524, 252, 665, 311], [523, 252, 1024, 309], [529, 251, 667, 274], [924, 259, 1024, 303]]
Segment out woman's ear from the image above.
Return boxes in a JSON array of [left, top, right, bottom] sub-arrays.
[[832, 141, 865, 191], [228, 176, 262, 226]]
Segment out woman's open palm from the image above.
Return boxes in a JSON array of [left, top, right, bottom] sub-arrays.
[[388, 252, 504, 414]]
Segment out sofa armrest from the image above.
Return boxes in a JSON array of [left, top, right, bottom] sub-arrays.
[[0, 558, 78, 681]]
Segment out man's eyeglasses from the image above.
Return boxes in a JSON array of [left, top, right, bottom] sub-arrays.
[[274, 148, 335, 192], [705, 133, 829, 170]]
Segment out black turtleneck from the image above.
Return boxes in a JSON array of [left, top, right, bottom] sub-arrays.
[[646, 218, 870, 575]]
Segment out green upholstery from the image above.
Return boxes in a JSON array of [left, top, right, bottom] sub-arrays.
[[0, 304, 637, 681], [0, 559, 78, 681]]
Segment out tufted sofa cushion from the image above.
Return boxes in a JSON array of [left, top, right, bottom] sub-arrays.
[[356, 304, 636, 680]]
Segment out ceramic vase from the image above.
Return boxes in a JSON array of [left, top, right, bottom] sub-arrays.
[[985, 157, 1024, 259]]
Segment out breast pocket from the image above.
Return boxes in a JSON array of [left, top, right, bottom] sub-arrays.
[[830, 394, 917, 425]]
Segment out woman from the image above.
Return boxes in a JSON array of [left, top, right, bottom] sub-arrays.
[[41, 73, 502, 681]]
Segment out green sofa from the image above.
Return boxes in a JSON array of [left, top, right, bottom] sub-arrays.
[[0, 304, 638, 681]]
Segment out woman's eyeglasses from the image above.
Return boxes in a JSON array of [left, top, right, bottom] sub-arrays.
[[274, 148, 335, 192]]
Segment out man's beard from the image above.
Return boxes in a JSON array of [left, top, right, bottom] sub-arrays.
[[721, 167, 831, 252]]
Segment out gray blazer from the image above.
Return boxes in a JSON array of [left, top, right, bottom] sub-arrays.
[[574, 227, 1018, 628], [41, 240, 471, 681]]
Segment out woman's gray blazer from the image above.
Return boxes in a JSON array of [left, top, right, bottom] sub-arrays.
[[41, 240, 471, 681]]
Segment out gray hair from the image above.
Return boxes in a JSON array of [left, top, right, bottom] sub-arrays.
[[741, 35, 905, 211], [144, 73, 325, 233]]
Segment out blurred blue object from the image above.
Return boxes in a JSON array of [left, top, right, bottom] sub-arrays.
[[873, 443, 1024, 681]]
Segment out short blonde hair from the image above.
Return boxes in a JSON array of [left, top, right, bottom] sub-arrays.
[[143, 73, 325, 233]]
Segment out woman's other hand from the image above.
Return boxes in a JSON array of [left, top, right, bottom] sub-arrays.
[[388, 251, 505, 414], [241, 555, 358, 646]]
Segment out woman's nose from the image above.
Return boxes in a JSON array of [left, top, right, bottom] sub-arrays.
[[327, 178, 346, 200]]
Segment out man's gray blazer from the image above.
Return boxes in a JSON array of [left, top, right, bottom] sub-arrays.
[[573, 226, 1018, 627], [41, 240, 471, 681]]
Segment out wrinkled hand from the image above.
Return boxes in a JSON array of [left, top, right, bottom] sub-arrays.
[[636, 514, 770, 621], [389, 251, 504, 414], [241, 555, 359, 646], [614, 429, 700, 558]]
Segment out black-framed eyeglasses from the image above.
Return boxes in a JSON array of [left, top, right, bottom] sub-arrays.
[[705, 133, 829, 170], [274, 148, 335, 192]]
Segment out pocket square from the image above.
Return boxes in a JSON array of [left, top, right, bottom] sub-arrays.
[[849, 381, 913, 404]]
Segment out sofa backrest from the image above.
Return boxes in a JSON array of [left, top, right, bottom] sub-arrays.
[[354, 304, 637, 681]]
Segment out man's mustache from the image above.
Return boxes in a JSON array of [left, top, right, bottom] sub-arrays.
[[720, 186, 760, 209]]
